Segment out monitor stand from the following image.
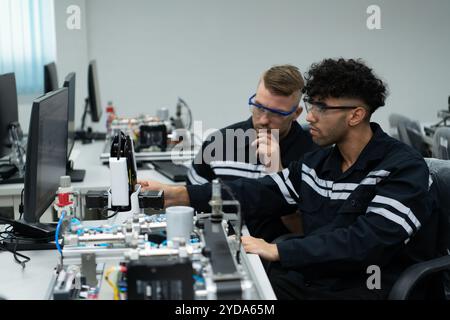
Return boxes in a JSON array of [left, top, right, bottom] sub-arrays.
[[66, 160, 86, 182], [67, 168, 86, 183], [1, 219, 57, 251]]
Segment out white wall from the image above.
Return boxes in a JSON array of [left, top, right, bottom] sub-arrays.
[[18, 0, 89, 133], [53, 0, 450, 132], [54, 0, 90, 130]]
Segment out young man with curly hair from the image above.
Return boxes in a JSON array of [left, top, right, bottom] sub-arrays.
[[140, 58, 439, 299]]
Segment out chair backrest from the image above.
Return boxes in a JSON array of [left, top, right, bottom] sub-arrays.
[[388, 113, 402, 139], [425, 158, 450, 299], [389, 114, 421, 146], [406, 127, 431, 157], [432, 127, 450, 160], [425, 158, 450, 251]]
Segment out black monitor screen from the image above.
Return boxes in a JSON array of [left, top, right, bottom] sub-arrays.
[[44, 62, 58, 94], [0, 73, 19, 158], [24, 88, 68, 223], [88, 60, 102, 122], [63, 73, 76, 158]]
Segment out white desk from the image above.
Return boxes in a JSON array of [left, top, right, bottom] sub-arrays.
[[0, 250, 58, 300]]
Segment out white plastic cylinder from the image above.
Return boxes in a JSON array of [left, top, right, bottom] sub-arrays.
[[165, 206, 194, 243]]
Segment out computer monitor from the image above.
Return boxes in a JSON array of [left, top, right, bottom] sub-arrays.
[[0, 73, 19, 159], [77, 60, 105, 143], [63, 73, 86, 182], [44, 62, 59, 94], [64, 73, 76, 158], [9, 88, 69, 243], [88, 60, 102, 122]]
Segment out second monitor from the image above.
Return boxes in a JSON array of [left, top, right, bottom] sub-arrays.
[[44, 62, 59, 94], [0, 73, 24, 184], [76, 60, 105, 142], [64, 73, 86, 182]]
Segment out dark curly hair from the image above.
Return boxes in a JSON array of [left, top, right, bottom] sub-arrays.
[[303, 58, 388, 114]]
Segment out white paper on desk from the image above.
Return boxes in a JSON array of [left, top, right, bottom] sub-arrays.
[[69, 149, 81, 161]]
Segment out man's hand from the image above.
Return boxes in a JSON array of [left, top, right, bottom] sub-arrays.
[[251, 131, 282, 173], [241, 235, 280, 262], [138, 179, 190, 208], [138, 179, 165, 190]]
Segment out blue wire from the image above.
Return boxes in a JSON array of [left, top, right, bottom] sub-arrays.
[[71, 218, 81, 225], [193, 275, 205, 284], [55, 211, 66, 255]]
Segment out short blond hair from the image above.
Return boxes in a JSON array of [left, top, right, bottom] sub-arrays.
[[262, 65, 304, 101]]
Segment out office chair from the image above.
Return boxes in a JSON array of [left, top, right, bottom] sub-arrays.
[[432, 127, 450, 160], [406, 127, 432, 157], [388, 114, 401, 140], [389, 158, 450, 300], [388, 113, 421, 147]]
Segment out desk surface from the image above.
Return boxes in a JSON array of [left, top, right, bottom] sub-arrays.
[[0, 249, 57, 300], [0, 141, 275, 300]]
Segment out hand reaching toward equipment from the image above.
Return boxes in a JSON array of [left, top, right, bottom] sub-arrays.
[[138, 179, 190, 208]]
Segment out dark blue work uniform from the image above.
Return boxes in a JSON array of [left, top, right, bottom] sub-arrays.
[[187, 123, 439, 299], [187, 117, 317, 184]]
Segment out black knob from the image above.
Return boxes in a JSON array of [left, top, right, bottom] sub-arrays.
[[202, 247, 211, 258]]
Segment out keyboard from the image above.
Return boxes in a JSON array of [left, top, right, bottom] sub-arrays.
[[151, 161, 188, 182], [74, 130, 107, 141]]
